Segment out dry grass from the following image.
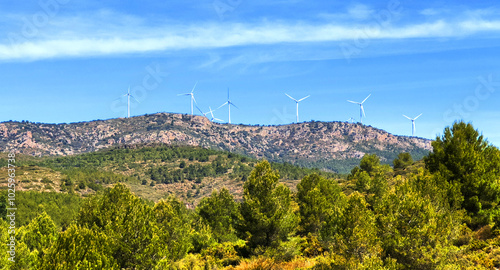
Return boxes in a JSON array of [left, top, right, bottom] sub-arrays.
[[0, 165, 63, 192], [224, 257, 316, 270]]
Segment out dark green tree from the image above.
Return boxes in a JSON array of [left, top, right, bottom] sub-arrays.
[[77, 183, 163, 269], [296, 174, 345, 243], [424, 121, 500, 226], [0, 193, 6, 220], [393, 152, 414, 171], [238, 160, 298, 249], [350, 154, 390, 208], [359, 154, 386, 177], [197, 188, 240, 242]]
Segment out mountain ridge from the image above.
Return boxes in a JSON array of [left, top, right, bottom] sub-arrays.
[[0, 113, 432, 173]]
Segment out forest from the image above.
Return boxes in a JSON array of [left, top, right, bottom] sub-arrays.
[[1, 121, 500, 269]]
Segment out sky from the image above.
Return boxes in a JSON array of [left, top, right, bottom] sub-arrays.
[[1, 0, 500, 146]]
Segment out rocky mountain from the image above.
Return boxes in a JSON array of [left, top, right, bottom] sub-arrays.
[[0, 113, 432, 173]]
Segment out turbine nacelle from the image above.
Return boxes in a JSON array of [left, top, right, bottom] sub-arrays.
[[217, 88, 238, 124], [123, 86, 140, 118], [285, 93, 310, 123], [347, 94, 371, 124], [403, 113, 422, 136], [178, 82, 199, 115]]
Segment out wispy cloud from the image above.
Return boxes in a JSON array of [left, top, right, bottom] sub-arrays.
[[347, 4, 374, 20], [1, 11, 500, 62], [420, 8, 440, 16]]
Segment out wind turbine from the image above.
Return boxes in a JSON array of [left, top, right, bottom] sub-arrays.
[[403, 113, 422, 136], [285, 93, 310, 123], [177, 82, 198, 115], [347, 117, 355, 124], [124, 86, 139, 118], [347, 94, 371, 124], [217, 88, 238, 124], [205, 106, 223, 122]]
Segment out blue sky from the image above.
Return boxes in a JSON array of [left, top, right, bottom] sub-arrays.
[[1, 0, 500, 146]]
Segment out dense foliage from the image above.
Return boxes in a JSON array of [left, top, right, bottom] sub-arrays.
[[1, 121, 500, 269]]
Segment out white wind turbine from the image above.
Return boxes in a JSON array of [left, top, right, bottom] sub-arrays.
[[347, 117, 355, 124], [124, 86, 139, 118], [403, 113, 422, 136], [347, 94, 371, 124], [285, 93, 310, 123], [177, 82, 198, 115], [205, 106, 223, 122], [217, 88, 238, 124]]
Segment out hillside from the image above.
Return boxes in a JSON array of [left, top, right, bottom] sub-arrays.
[[0, 113, 432, 173], [0, 145, 338, 204]]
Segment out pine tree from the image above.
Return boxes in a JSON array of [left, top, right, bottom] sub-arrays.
[[332, 193, 381, 266], [238, 160, 298, 249], [425, 121, 500, 226], [296, 174, 345, 244], [198, 188, 240, 242], [153, 196, 193, 261], [40, 225, 119, 269], [76, 183, 163, 268]]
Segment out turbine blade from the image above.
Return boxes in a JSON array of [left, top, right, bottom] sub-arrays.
[[285, 93, 298, 102], [131, 95, 140, 103], [196, 106, 206, 117], [217, 102, 228, 110], [403, 115, 412, 120], [298, 95, 310, 102], [178, 93, 191, 96], [229, 102, 239, 109], [361, 94, 371, 104], [347, 100, 360, 104], [191, 81, 198, 93], [361, 105, 365, 117], [214, 118, 223, 122], [192, 95, 198, 105], [414, 113, 423, 120]]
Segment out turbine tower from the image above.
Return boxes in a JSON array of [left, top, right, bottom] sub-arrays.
[[403, 113, 422, 136], [347, 94, 371, 124], [178, 82, 198, 115], [285, 93, 310, 123], [123, 86, 139, 118], [217, 88, 238, 124]]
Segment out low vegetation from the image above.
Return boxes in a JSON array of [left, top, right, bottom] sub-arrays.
[[1, 121, 499, 269]]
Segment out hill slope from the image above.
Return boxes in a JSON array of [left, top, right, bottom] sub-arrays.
[[0, 113, 432, 173], [0, 145, 338, 205]]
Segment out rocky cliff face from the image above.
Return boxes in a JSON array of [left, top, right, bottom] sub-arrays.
[[0, 113, 432, 171]]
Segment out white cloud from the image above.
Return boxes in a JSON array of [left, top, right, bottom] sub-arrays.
[[1, 15, 500, 61]]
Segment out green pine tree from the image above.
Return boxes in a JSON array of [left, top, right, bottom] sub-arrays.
[[425, 121, 500, 227], [238, 160, 298, 250], [296, 174, 346, 244], [197, 188, 240, 242]]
